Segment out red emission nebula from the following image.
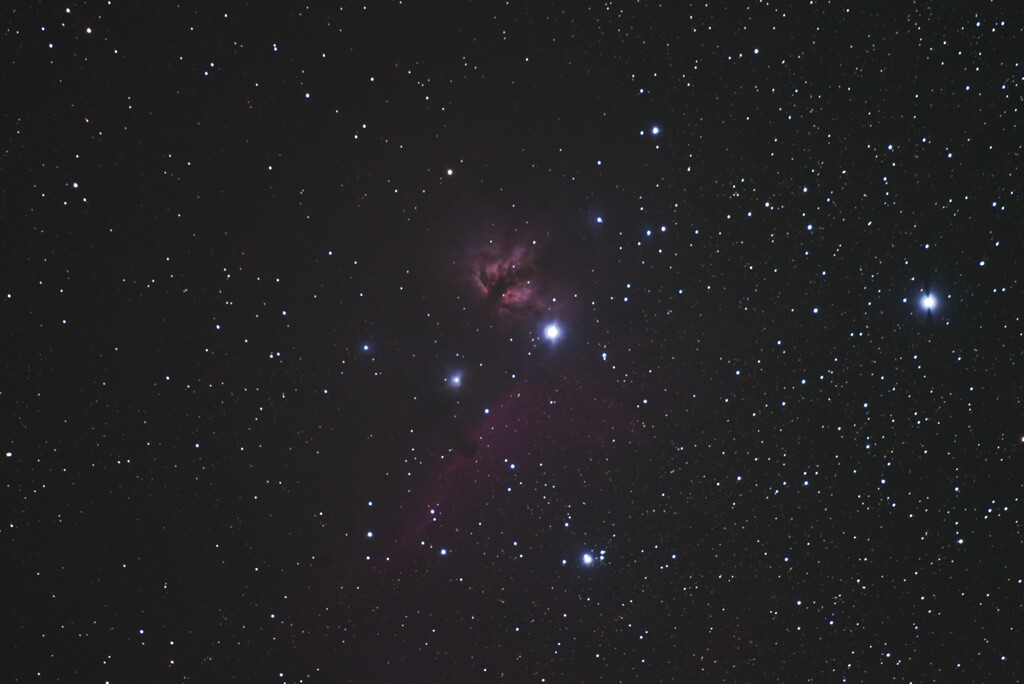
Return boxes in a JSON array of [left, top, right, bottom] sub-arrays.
[[467, 237, 547, 319]]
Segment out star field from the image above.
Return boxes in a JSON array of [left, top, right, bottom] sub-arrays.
[[4, 2, 1022, 682]]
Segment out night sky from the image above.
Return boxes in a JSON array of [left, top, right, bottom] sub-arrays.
[[4, 2, 1023, 682]]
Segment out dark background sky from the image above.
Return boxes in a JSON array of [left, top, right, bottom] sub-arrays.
[[4, 1, 1022, 681]]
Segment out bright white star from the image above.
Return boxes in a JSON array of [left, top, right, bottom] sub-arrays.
[[922, 294, 936, 310], [582, 553, 594, 565], [544, 323, 561, 341]]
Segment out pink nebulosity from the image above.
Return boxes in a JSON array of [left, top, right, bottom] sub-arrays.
[[392, 359, 645, 559], [468, 238, 545, 318]]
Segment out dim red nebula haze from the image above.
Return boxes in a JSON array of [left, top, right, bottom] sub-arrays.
[[467, 237, 546, 319]]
